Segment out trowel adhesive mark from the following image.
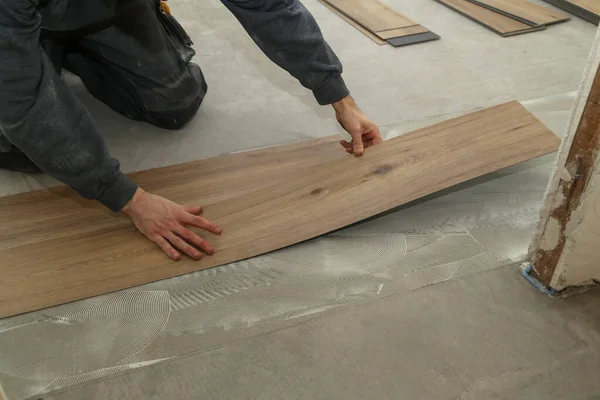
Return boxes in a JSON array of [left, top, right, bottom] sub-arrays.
[[40, 365, 130, 394], [310, 188, 324, 195], [394, 234, 486, 278], [39, 359, 171, 395], [0, 291, 170, 380], [404, 234, 443, 253], [168, 268, 282, 311], [262, 234, 407, 281]]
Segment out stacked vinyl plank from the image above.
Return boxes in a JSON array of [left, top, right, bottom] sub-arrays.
[[321, 0, 440, 46], [542, 0, 600, 24], [470, 0, 570, 25], [436, 0, 570, 36], [0, 101, 561, 317]]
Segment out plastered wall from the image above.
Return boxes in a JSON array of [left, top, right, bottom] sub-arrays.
[[528, 25, 600, 290], [551, 164, 600, 289]]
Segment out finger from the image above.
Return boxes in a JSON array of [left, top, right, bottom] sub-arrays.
[[370, 126, 383, 144], [152, 235, 181, 261], [362, 132, 382, 149], [166, 232, 203, 260], [352, 134, 364, 156], [175, 225, 215, 255], [183, 205, 203, 215], [185, 215, 222, 235], [340, 140, 352, 150]]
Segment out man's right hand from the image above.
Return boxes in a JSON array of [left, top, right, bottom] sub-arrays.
[[121, 188, 222, 260]]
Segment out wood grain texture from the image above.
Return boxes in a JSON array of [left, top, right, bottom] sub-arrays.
[[319, 0, 387, 45], [0, 102, 560, 317], [436, 0, 546, 36], [376, 25, 429, 40], [570, 0, 600, 15], [467, 0, 570, 26], [323, 0, 417, 32], [542, 0, 599, 24]]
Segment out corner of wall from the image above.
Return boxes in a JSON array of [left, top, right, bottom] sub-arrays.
[[527, 25, 600, 270], [551, 163, 600, 289]]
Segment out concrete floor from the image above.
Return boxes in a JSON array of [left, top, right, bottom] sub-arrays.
[[1, 0, 599, 399], [39, 267, 600, 400]]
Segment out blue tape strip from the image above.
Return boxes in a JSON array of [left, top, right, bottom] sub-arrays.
[[521, 264, 559, 296]]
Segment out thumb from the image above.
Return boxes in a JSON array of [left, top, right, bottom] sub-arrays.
[[183, 205, 203, 215], [352, 133, 364, 156]]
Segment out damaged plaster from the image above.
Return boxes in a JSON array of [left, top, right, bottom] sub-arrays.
[[540, 217, 561, 251], [527, 25, 600, 289], [551, 163, 600, 289], [527, 25, 600, 263]]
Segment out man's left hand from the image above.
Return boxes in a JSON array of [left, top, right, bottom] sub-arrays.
[[333, 96, 382, 156]]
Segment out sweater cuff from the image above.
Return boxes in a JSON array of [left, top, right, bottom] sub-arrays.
[[313, 75, 350, 105], [97, 172, 139, 213]]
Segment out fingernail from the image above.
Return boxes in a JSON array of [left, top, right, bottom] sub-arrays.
[[194, 252, 202, 259], [215, 228, 222, 234]]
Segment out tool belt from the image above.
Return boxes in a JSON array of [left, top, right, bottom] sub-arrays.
[[40, 1, 194, 74]]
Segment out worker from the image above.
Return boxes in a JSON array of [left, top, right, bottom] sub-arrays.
[[0, 0, 382, 260]]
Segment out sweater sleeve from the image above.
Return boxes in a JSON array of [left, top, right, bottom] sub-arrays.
[[0, 0, 137, 212], [221, 0, 350, 105]]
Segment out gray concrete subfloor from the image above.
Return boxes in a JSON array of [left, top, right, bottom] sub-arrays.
[[1, 0, 599, 399], [38, 266, 600, 400]]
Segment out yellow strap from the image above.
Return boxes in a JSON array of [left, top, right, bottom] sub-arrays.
[[160, 1, 171, 15]]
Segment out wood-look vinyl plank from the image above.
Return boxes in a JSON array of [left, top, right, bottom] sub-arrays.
[[436, 0, 546, 36], [0, 101, 560, 317], [323, 0, 417, 32], [570, 0, 600, 15], [542, 0, 600, 24], [0, 137, 343, 254], [319, 0, 387, 44], [376, 25, 429, 40], [466, 0, 569, 26]]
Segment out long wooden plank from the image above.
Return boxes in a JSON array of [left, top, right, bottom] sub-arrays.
[[320, 0, 439, 45], [542, 0, 599, 24], [0, 136, 343, 253], [0, 101, 560, 317], [319, 0, 387, 44], [323, 0, 417, 32], [571, 0, 600, 15], [467, 0, 570, 26], [436, 0, 546, 36], [376, 25, 429, 40]]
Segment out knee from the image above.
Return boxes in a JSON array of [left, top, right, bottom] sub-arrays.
[[148, 93, 205, 130], [146, 64, 207, 130]]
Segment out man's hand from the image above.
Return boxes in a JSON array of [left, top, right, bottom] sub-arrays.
[[122, 188, 222, 260], [333, 96, 382, 156]]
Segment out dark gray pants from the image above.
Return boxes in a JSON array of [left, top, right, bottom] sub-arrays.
[[45, 0, 207, 130], [0, 0, 207, 156]]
